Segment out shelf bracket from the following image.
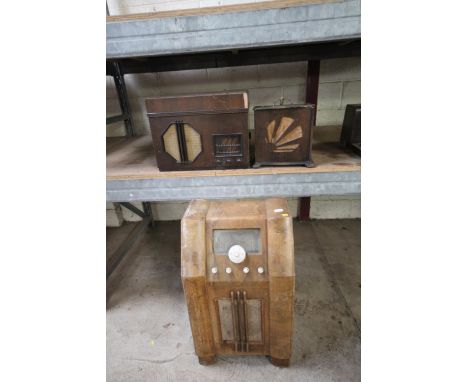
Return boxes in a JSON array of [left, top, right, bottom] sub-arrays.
[[107, 201, 155, 291], [109, 61, 134, 136], [118, 202, 147, 219], [106, 114, 129, 125]]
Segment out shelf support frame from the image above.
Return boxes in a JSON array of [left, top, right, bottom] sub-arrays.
[[109, 61, 134, 136], [107, 202, 154, 290], [298, 59, 320, 221]]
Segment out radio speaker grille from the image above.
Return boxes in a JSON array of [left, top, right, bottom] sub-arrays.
[[162, 123, 202, 163]]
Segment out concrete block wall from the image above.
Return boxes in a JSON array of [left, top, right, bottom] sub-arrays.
[[106, 202, 123, 227], [107, 0, 273, 15], [107, 194, 361, 226], [107, 58, 360, 135], [147, 196, 361, 221], [317, 59, 361, 125]]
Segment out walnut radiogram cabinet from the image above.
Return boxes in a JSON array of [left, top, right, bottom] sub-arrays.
[[146, 92, 249, 171], [181, 198, 295, 366]]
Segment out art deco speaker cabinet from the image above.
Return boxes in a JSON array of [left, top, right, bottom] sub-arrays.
[[340, 104, 361, 155], [181, 199, 295, 367], [145, 92, 249, 171], [253, 104, 315, 168]]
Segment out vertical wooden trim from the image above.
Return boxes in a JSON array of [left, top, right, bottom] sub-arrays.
[[182, 277, 216, 358], [269, 277, 295, 360], [266, 198, 295, 277], [298, 60, 320, 220], [181, 200, 209, 278]]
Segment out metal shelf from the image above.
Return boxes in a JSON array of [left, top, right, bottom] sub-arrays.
[[106, 136, 360, 202], [106, 0, 361, 59]]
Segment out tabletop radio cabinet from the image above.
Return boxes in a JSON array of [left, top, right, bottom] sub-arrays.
[[253, 104, 315, 168], [146, 92, 249, 171], [181, 199, 295, 367]]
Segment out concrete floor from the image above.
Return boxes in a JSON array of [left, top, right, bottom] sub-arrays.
[[107, 219, 360, 382]]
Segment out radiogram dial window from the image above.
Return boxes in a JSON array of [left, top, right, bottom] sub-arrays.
[[213, 134, 242, 157], [213, 229, 261, 254]]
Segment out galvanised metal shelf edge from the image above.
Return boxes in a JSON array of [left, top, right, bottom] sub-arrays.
[[106, 170, 361, 202], [106, 0, 361, 59]]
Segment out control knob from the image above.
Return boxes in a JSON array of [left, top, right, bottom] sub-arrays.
[[228, 245, 246, 264]]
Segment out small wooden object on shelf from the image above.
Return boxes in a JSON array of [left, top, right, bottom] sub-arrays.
[[340, 104, 361, 155], [253, 104, 315, 168]]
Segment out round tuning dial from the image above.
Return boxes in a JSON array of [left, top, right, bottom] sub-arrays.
[[228, 245, 246, 264]]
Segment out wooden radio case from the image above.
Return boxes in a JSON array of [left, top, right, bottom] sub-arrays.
[[253, 104, 315, 168], [340, 104, 361, 155], [181, 198, 295, 367], [145, 93, 249, 171]]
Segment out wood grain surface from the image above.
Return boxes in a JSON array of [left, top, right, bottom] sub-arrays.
[[107, 0, 342, 22], [106, 132, 360, 180], [146, 93, 249, 171], [181, 199, 295, 363]]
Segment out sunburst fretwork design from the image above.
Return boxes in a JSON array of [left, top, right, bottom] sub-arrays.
[[265, 117, 302, 153]]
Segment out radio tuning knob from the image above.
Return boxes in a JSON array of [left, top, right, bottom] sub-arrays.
[[211, 267, 218, 274], [228, 245, 246, 264], [243, 267, 249, 274], [225, 267, 232, 274], [257, 266, 264, 274]]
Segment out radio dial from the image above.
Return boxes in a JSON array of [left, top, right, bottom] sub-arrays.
[[228, 245, 246, 264]]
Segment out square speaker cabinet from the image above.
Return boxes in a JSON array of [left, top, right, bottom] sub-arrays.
[[181, 199, 295, 367], [253, 104, 315, 168], [145, 93, 249, 171]]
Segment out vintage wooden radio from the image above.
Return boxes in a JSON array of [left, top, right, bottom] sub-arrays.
[[340, 104, 361, 155], [253, 104, 315, 168], [145, 93, 249, 171], [181, 198, 295, 367]]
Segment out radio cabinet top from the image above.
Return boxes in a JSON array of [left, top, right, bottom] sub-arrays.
[[181, 198, 294, 280], [146, 92, 248, 116]]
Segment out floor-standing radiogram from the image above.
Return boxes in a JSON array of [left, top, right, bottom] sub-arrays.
[[181, 198, 295, 366]]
